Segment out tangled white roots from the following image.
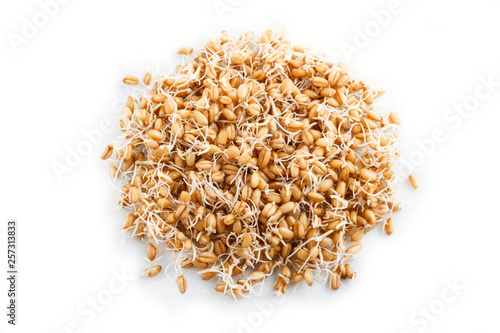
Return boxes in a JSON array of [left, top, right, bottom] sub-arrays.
[[104, 29, 402, 299]]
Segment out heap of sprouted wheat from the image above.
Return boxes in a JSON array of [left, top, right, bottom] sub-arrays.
[[102, 29, 410, 298]]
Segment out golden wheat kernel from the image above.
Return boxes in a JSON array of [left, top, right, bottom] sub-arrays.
[[192, 260, 207, 269], [319, 87, 335, 98], [265, 192, 281, 204], [306, 191, 325, 203], [363, 209, 376, 224], [177, 46, 193, 55], [226, 146, 240, 160], [310, 247, 320, 261], [311, 76, 329, 88], [222, 108, 237, 121], [279, 202, 296, 214], [146, 243, 156, 261], [281, 243, 292, 258], [109, 164, 118, 178], [215, 129, 228, 146], [409, 173, 418, 189], [122, 214, 136, 229], [183, 154, 195, 168], [123, 75, 139, 85], [338, 264, 348, 279], [360, 168, 377, 182], [134, 108, 147, 122], [290, 273, 304, 283], [124, 145, 134, 161], [121, 158, 134, 171], [318, 233, 334, 247], [269, 210, 283, 224], [219, 95, 232, 105], [320, 250, 334, 262], [351, 229, 366, 242], [175, 205, 189, 221], [329, 159, 344, 169], [146, 129, 163, 141], [372, 89, 385, 98], [279, 78, 293, 95], [315, 63, 328, 73], [326, 71, 338, 87], [312, 160, 328, 175], [195, 160, 212, 170], [345, 264, 355, 279], [147, 265, 162, 277], [232, 288, 244, 299], [122, 106, 132, 120], [301, 130, 314, 146], [201, 271, 217, 281], [317, 178, 333, 193], [237, 84, 249, 100], [292, 67, 307, 78], [356, 216, 368, 227], [142, 72, 152, 85], [361, 117, 378, 130], [247, 103, 261, 116], [315, 137, 330, 148], [194, 206, 205, 218], [229, 220, 240, 234], [250, 172, 260, 188], [222, 164, 239, 175], [211, 171, 224, 182], [336, 74, 350, 88], [367, 109, 382, 121], [101, 145, 113, 160], [230, 52, 244, 64], [193, 110, 208, 126], [259, 147, 272, 165], [274, 276, 286, 291], [196, 249, 216, 263], [157, 198, 170, 209], [214, 282, 227, 293], [294, 94, 310, 104], [276, 266, 289, 280], [296, 249, 309, 262], [362, 90, 374, 104], [177, 275, 187, 294], [294, 222, 305, 238], [124, 96, 134, 112], [330, 272, 340, 290], [389, 111, 401, 125], [262, 203, 277, 217], [129, 186, 141, 204], [179, 191, 190, 203], [208, 145, 221, 154], [278, 227, 294, 240], [346, 243, 363, 254], [242, 233, 253, 248], [385, 218, 394, 235], [176, 230, 189, 242], [304, 269, 314, 286], [264, 50, 279, 63], [223, 214, 235, 226], [204, 213, 216, 231], [152, 93, 166, 104]]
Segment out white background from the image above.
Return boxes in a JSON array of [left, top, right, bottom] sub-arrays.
[[1, 0, 499, 332]]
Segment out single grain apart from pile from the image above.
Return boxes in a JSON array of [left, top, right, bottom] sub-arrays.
[[409, 173, 418, 190], [105, 29, 404, 298]]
